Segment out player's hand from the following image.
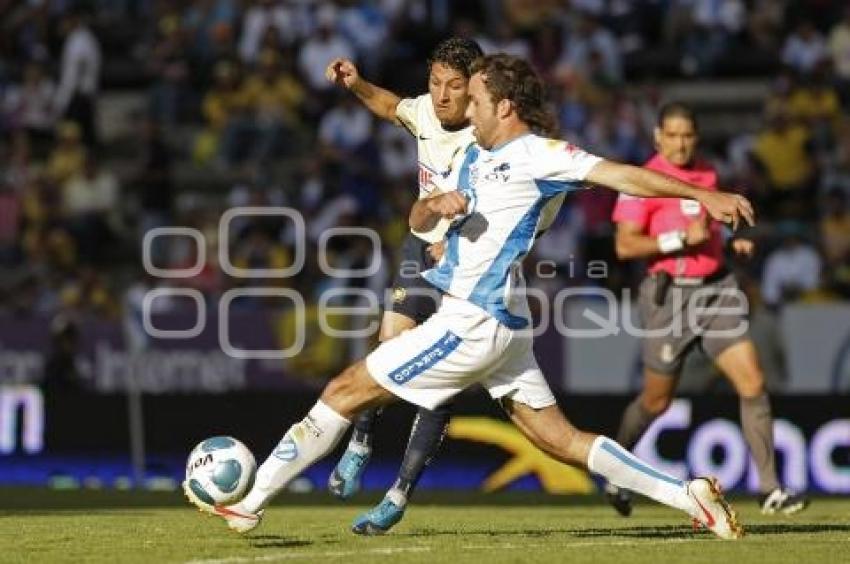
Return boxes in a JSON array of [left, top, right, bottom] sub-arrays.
[[731, 238, 755, 258], [698, 191, 755, 230], [325, 58, 359, 89], [427, 191, 468, 219], [685, 220, 710, 247], [427, 241, 446, 262]]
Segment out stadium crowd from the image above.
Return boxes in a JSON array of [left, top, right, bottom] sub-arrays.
[[0, 0, 848, 331]]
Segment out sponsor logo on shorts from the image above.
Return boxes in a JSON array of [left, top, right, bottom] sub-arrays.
[[389, 331, 462, 384]]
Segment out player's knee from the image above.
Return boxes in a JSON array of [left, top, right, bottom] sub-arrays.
[[322, 361, 369, 402], [736, 371, 765, 398]]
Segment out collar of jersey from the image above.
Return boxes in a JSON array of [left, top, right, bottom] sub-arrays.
[[489, 132, 532, 154]]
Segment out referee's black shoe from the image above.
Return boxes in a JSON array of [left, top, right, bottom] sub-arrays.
[[759, 488, 809, 515], [604, 483, 633, 517]]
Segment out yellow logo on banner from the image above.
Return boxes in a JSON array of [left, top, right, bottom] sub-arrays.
[[448, 417, 594, 493]]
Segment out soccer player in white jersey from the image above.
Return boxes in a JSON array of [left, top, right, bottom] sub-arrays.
[[322, 38, 481, 534], [186, 54, 754, 540]]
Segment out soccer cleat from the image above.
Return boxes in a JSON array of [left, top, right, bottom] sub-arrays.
[[351, 497, 406, 535], [687, 477, 744, 540], [759, 488, 809, 515], [183, 479, 263, 533], [604, 482, 633, 517], [328, 446, 371, 500], [211, 503, 264, 533]]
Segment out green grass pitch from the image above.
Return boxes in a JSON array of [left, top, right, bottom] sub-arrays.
[[1, 491, 848, 563]]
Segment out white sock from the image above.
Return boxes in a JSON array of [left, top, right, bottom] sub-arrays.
[[587, 436, 696, 517], [241, 401, 350, 513], [348, 441, 370, 456], [386, 487, 407, 508]]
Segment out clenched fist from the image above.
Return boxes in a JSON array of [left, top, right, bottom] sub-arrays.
[[325, 58, 359, 89]]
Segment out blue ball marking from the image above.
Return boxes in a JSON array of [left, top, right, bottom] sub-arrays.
[[189, 478, 216, 505], [201, 437, 236, 452], [211, 460, 242, 493]]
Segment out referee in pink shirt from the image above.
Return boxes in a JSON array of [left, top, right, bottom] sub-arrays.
[[606, 102, 808, 517]]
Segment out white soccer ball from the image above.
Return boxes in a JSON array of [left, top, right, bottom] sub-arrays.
[[185, 436, 256, 508]]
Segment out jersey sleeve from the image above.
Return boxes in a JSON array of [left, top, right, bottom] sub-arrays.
[[395, 94, 427, 138], [611, 193, 650, 228], [531, 138, 603, 195]]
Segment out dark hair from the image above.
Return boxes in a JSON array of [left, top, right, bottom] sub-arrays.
[[657, 102, 698, 131], [470, 54, 558, 137], [427, 37, 484, 79]]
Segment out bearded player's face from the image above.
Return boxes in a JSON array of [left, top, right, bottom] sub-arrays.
[[465, 72, 499, 149], [428, 62, 470, 127]]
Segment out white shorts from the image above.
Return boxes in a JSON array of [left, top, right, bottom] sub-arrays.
[[365, 295, 556, 410]]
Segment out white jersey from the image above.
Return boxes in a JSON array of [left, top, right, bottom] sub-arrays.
[[423, 134, 603, 329], [395, 94, 475, 243]]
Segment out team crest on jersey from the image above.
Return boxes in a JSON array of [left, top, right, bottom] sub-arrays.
[[485, 162, 511, 182], [392, 287, 407, 303], [680, 199, 702, 216]]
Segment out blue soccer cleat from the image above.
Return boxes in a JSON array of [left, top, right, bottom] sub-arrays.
[[328, 446, 370, 500], [351, 496, 406, 535]]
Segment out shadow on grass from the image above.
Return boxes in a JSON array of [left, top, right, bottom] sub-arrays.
[[402, 522, 850, 540], [248, 535, 314, 549]]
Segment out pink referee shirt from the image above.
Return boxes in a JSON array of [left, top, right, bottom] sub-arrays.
[[611, 153, 724, 277]]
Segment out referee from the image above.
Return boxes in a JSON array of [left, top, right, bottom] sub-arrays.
[[606, 102, 808, 517]]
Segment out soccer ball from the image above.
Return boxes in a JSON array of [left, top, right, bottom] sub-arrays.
[[184, 436, 256, 509]]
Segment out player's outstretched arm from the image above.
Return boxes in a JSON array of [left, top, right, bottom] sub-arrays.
[[586, 160, 755, 229], [325, 58, 402, 124], [409, 191, 468, 233]]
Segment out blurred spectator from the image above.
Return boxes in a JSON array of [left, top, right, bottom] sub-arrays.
[[822, 121, 850, 197], [781, 20, 827, 77], [239, 0, 304, 65], [751, 107, 816, 218], [63, 153, 120, 264], [146, 14, 191, 126], [761, 225, 822, 308], [0, 182, 22, 266], [53, 7, 101, 147], [477, 21, 531, 59], [748, 0, 786, 50], [196, 60, 247, 165], [238, 48, 305, 168], [318, 94, 372, 158], [377, 121, 417, 182], [829, 7, 850, 106], [820, 189, 850, 266], [338, 0, 390, 73], [681, 0, 746, 76], [183, 0, 237, 63], [59, 266, 119, 318], [530, 23, 563, 81], [47, 121, 87, 187], [132, 118, 174, 265], [3, 62, 56, 145], [559, 12, 622, 86], [297, 6, 356, 93], [787, 70, 841, 126], [787, 68, 841, 152]]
